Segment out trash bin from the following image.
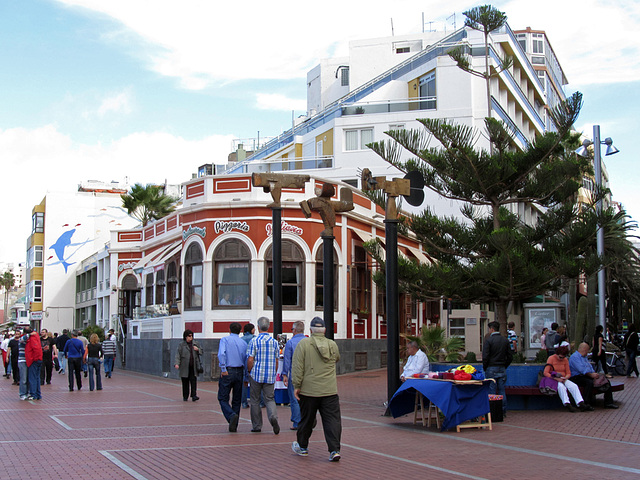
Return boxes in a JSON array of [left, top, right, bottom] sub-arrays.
[[489, 394, 504, 422]]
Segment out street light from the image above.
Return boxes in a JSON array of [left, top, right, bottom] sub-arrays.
[[575, 125, 619, 329]]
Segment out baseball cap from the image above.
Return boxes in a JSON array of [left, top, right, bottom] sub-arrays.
[[310, 317, 325, 328]]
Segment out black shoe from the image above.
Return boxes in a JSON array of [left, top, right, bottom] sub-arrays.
[[270, 417, 280, 435], [84, 371, 88, 378], [578, 402, 594, 412], [604, 403, 619, 409], [229, 414, 239, 432], [97, 388, 102, 390], [183, 398, 188, 401], [192, 396, 199, 402], [564, 403, 577, 413], [46, 382, 51, 385], [69, 388, 74, 392], [250, 428, 261, 432]]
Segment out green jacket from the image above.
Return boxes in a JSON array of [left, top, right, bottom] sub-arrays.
[[292, 333, 340, 397]]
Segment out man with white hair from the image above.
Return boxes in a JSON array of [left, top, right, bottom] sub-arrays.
[[291, 316, 342, 462], [400, 340, 429, 381]]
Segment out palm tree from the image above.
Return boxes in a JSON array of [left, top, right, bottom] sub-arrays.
[[0, 271, 15, 320], [121, 184, 177, 227]]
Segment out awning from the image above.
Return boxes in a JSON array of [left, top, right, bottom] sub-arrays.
[[145, 241, 183, 273], [352, 229, 385, 262], [134, 241, 180, 275], [405, 245, 429, 264]]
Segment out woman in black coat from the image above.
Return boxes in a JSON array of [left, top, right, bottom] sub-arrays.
[[174, 329, 202, 401], [624, 325, 639, 378]]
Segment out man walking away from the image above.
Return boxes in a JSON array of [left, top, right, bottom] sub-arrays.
[[291, 317, 342, 462], [282, 321, 305, 430], [217, 322, 247, 432], [64, 331, 85, 391], [102, 334, 117, 378], [545, 322, 559, 356], [247, 317, 280, 435], [40, 329, 55, 385], [55, 329, 70, 375], [483, 321, 513, 417]]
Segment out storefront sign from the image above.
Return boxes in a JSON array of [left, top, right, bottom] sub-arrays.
[[266, 220, 303, 236], [118, 262, 136, 272], [30, 312, 43, 321], [183, 225, 207, 241], [214, 220, 250, 234]]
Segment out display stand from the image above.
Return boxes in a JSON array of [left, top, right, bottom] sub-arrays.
[[413, 392, 441, 429], [455, 412, 492, 432]]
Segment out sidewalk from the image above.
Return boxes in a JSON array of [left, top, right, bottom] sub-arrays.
[[1, 367, 638, 479]]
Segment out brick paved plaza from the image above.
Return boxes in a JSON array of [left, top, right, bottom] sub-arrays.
[[1, 367, 639, 479]]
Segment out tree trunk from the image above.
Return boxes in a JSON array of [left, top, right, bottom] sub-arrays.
[[495, 299, 508, 335]]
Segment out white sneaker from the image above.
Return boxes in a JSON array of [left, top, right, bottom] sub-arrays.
[[329, 451, 341, 462], [291, 442, 308, 456]]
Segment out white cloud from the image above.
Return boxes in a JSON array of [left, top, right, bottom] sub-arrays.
[[255, 93, 306, 112], [97, 90, 133, 117], [0, 125, 234, 262]]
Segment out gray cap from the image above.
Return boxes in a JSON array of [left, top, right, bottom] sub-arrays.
[[310, 317, 325, 328]]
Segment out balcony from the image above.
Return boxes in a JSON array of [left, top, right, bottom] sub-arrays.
[[134, 304, 171, 320], [225, 155, 333, 175], [341, 97, 436, 115]]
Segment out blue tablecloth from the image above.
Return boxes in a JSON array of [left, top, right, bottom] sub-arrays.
[[389, 378, 491, 430]]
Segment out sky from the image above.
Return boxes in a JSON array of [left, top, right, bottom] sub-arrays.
[[1, 0, 639, 263]]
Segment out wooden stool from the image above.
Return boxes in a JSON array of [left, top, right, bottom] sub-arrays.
[[413, 392, 441, 429], [455, 413, 492, 432]]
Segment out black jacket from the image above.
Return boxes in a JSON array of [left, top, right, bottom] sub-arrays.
[[625, 331, 639, 352], [483, 332, 513, 370]]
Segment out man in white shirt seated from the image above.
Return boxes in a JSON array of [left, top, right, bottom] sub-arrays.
[[400, 341, 430, 381]]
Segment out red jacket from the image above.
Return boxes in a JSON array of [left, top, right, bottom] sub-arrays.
[[25, 334, 43, 367]]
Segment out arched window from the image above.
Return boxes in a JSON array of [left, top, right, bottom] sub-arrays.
[[315, 246, 338, 311], [184, 243, 203, 310], [155, 269, 165, 305], [145, 273, 154, 306], [166, 261, 179, 306], [265, 240, 304, 309], [213, 239, 251, 308]]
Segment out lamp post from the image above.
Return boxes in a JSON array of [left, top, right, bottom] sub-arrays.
[[576, 125, 619, 329]]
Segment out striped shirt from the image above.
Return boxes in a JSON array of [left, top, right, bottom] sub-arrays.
[[247, 332, 279, 384], [102, 339, 117, 356]]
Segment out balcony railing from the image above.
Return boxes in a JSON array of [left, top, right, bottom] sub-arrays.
[[341, 97, 436, 115], [134, 304, 171, 320], [225, 155, 334, 175]]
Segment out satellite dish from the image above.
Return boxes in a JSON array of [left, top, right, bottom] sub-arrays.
[[403, 170, 425, 207]]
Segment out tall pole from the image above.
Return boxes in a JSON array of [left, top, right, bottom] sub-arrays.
[[385, 212, 400, 404], [594, 125, 606, 329], [323, 236, 335, 339], [273, 206, 282, 338]]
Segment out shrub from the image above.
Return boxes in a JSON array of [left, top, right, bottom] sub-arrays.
[[81, 325, 105, 342], [464, 351, 478, 363]]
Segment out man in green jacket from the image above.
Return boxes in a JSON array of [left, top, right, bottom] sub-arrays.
[[291, 317, 342, 462]]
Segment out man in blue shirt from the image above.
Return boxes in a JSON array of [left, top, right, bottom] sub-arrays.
[[218, 322, 248, 432], [63, 331, 85, 391], [282, 321, 305, 430], [247, 316, 280, 434], [569, 342, 618, 409], [240, 323, 256, 408]]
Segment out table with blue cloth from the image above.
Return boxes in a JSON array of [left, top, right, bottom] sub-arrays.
[[388, 378, 492, 431]]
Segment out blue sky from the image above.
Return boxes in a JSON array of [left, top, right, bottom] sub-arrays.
[[1, 0, 639, 262]]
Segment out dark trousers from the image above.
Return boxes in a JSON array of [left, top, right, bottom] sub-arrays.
[[626, 349, 639, 377], [11, 357, 19, 383], [592, 352, 608, 374], [40, 358, 53, 384], [297, 394, 342, 453], [570, 374, 614, 404], [181, 366, 197, 400], [218, 366, 243, 421], [68, 357, 83, 390]]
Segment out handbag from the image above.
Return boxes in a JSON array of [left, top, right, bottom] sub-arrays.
[[538, 376, 559, 395], [593, 374, 610, 391]]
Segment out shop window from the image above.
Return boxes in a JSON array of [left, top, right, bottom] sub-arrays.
[[315, 246, 338, 311], [155, 269, 165, 305], [449, 317, 466, 348], [145, 273, 154, 306], [213, 239, 251, 308], [184, 243, 203, 310], [265, 240, 305, 309], [350, 245, 371, 315]]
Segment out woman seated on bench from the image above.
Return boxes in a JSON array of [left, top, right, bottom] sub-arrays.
[[544, 345, 594, 412]]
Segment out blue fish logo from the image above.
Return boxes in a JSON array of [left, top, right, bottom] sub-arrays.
[[49, 229, 91, 273]]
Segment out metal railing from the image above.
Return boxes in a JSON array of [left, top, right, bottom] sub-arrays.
[[225, 155, 334, 175], [134, 304, 171, 320]]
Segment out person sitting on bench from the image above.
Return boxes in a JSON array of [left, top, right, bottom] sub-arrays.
[[569, 342, 619, 409], [544, 345, 594, 412]]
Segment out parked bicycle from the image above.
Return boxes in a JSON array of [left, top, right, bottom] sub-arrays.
[[605, 350, 627, 376]]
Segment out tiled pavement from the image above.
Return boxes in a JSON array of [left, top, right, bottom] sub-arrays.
[[1, 367, 639, 480]]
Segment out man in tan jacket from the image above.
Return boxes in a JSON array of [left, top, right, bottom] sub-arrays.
[[291, 317, 342, 462]]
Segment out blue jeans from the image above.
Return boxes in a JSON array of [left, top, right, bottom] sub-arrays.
[[218, 367, 244, 422], [103, 355, 115, 377], [485, 366, 507, 413], [87, 357, 102, 391], [287, 377, 301, 428], [28, 360, 42, 399], [19, 362, 28, 397], [627, 349, 639, 377]]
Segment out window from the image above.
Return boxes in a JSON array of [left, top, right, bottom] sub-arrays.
[[419, 71, 436, 110], [389, 124, 405, 131], [166, 261, 179, 305], [315, 247, 338, 311], [32, 212, 44, 234], [214, 239, 251, 308], [449, 317, 466, 348], [396, 47, 410, 54], [350, 245, 371, 314], [533, 34, 544, 54], [265, 240, 304, 309], [518, 39, 526, 52], [184, 244, 203, 310], [32, 280, 42, 302], [155, 270, 165, 305], [345, 128, 373, 151], [35, 246, 43, 267], [145, 273, 154, 306], [340, 67, 349, 86]]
